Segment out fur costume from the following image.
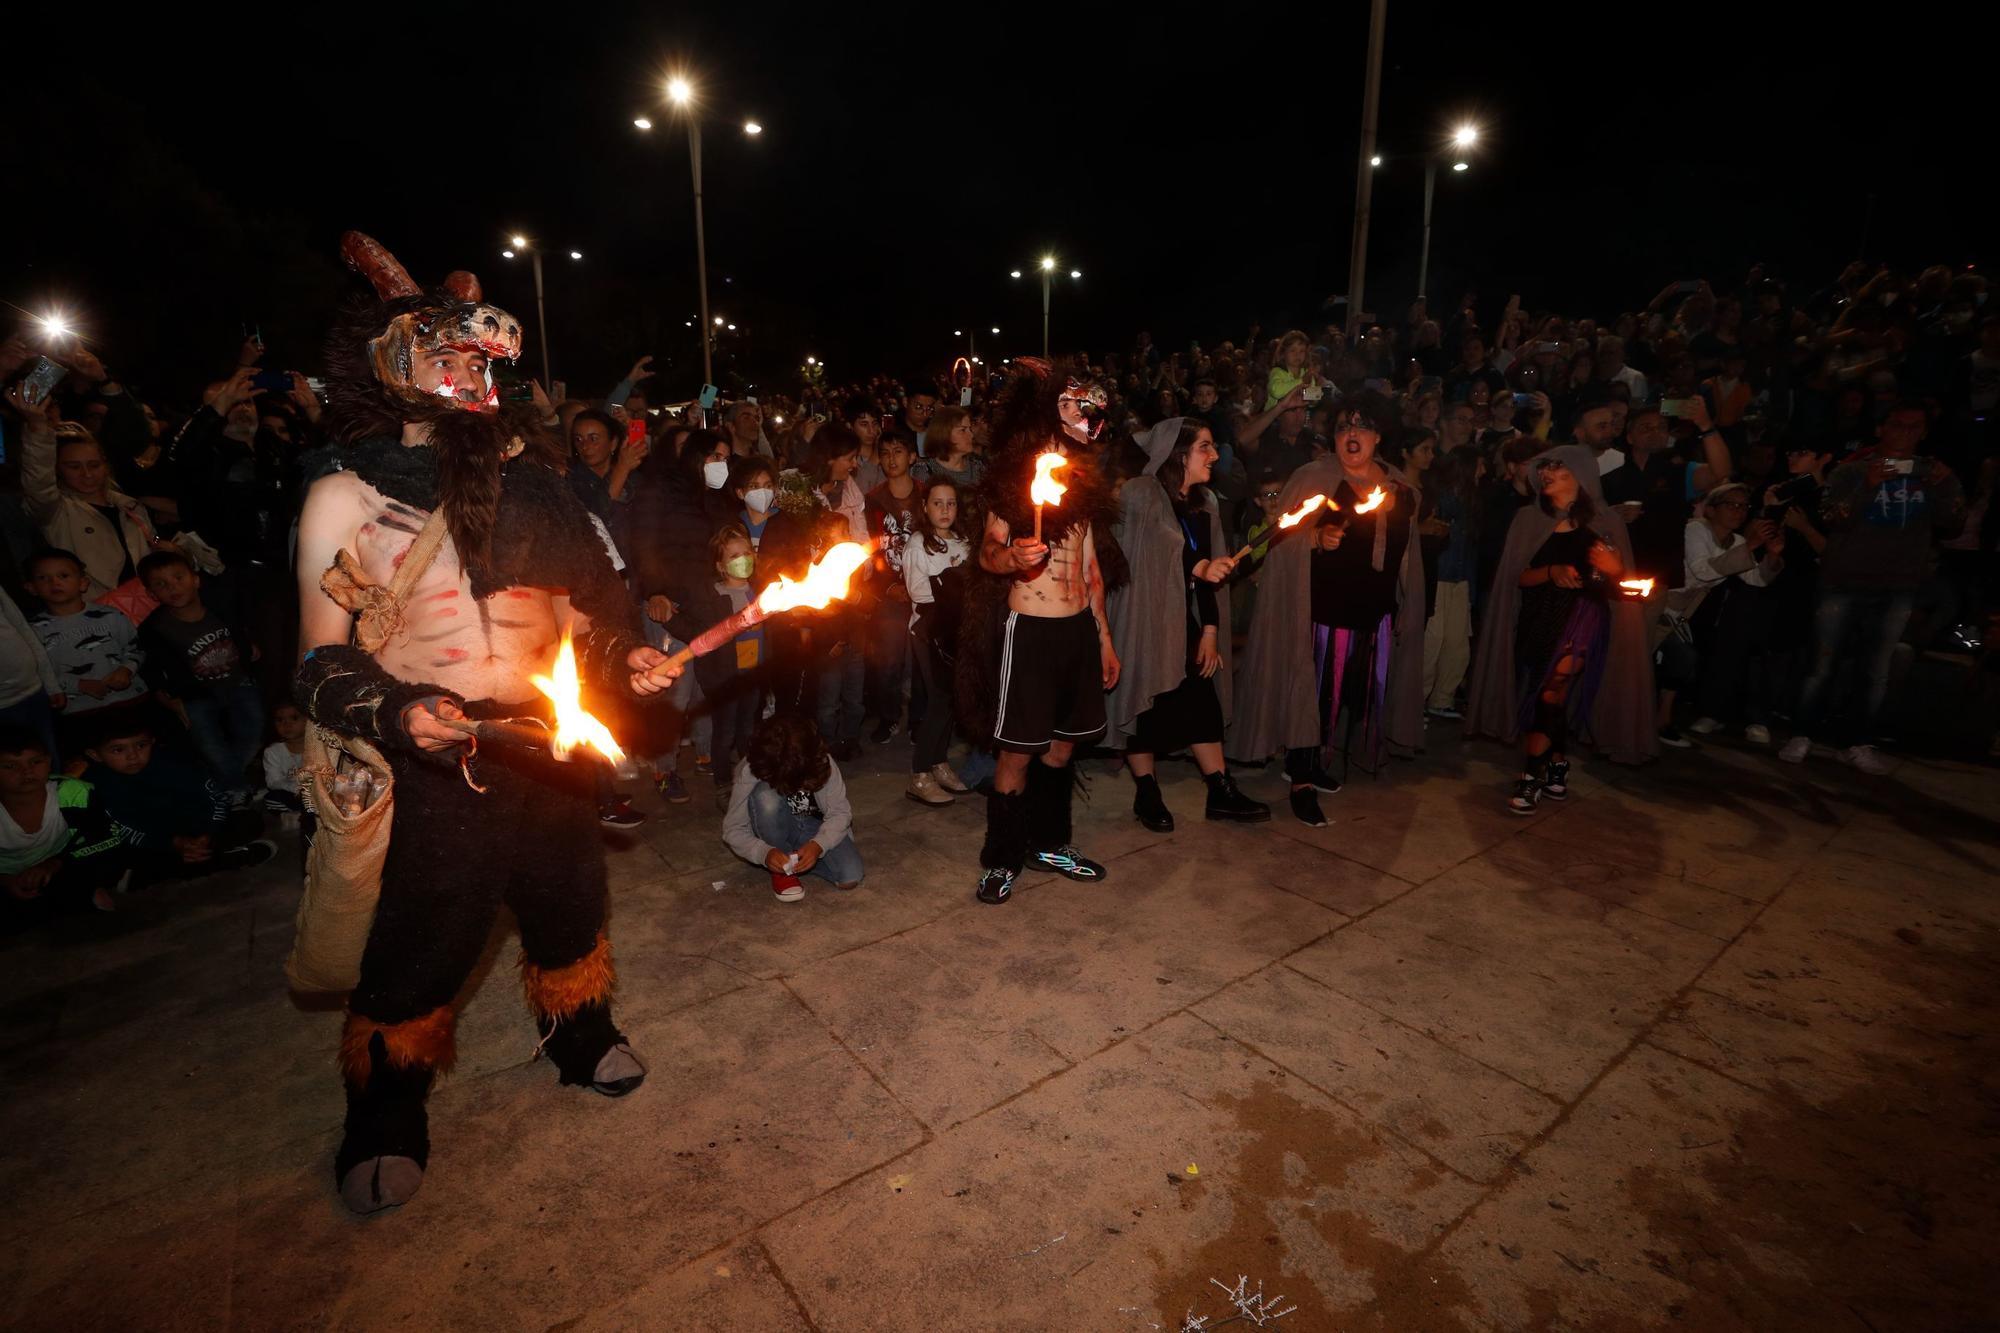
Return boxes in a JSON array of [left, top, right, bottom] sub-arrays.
[[954, 359, 1125, 746], [300, 233, 646, 1215]]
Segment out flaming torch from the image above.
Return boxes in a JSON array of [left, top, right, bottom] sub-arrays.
[[1618, 577, 1655, 600], [652, 542, 872, 675], [1352, 486, 1387, 514], [1232, 493, 1327, 563], [436, 628, 626, 762], [1030, 451, 1068, 543]]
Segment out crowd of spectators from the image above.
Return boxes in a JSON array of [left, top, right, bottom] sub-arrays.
[[2, 256, 1994, 917]]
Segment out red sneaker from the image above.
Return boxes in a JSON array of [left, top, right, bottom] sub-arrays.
[[770, 872, 804, 902]]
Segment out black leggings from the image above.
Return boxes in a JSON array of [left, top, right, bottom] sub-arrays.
[[909, 615, 954, 771], [350, 705, 607, 1027]]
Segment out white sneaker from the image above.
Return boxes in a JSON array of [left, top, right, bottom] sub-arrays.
[[1778, 736, 1811, 763], [1744, 724, 1771, 746], [1688, 716, 1723, 735], [1843, 744, 1890, 775], [930, 763, 971, 794], [905, 772, 954, 806]]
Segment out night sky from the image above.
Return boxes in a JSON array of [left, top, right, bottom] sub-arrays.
[[5, 4, 1989, 405]]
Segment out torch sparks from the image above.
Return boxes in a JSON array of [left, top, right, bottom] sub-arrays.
[[1276, 494, 1328, 529], [1352, 486, 1388, 514], [532, 631, 625, 763], [757, 542, 871, 614], [1618, 577, 1655, 599]]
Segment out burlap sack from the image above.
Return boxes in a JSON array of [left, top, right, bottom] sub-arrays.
[[285, 725, 396, 993]]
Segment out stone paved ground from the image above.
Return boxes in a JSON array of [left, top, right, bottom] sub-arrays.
[[3, 725, 1996, 1331]]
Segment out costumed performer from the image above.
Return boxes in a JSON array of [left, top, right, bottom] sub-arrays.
[[294, 232, 678, 1214]]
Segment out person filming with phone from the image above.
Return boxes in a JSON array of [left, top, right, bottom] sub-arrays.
[[1778, 401, 1965, 773]]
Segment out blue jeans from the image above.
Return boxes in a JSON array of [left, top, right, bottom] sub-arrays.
[[1794, 587, 1914, 745], [642, 627, 707, 772], [185, 680, 265, 794], [747, 782, 864, 885]]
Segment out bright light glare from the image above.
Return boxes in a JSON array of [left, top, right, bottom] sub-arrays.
[[569, 250, 582, 260], [501, 250, 516, 260], [727, 323, 737, 331], [1070, 269, 1081, 279], [1039, 256, 1056, 272], [667, 77, 693, 105], [713, 317, 725, 325], [1453, 124, 1479, 147], [510, 234, 528, 249], [1370, 155, 1382, 167], [990, 326, 1000, 334], [806, 356, 817, 365], [1010, 269, 1022, 279], [1452, 161, 1469, 172], [39, 314, 70, 339], [744, 121, 762, 136], [954, 330, 963, 337], [633, 116, 653, 131]]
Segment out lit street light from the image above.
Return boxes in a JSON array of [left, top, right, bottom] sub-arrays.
[[1012, 255, 1080, 358], [639, 73, 765, 384], [1417, 120, 1483, 302], [500, 234, 583, 387], [957, 324, 1002, 361]]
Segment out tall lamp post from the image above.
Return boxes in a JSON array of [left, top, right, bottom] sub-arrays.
[[637, 76, 763, 386], [955, 325, 1001, 362], [1344, 0, 1388, 336], [500, 236, 581, 388], [1416, 124, 1479, 303], [1010, 256, 1080, 358]]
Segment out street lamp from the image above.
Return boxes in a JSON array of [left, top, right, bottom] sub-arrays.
[[500, 234, 582, 387], [956, 324, 1002, 361], [1012, 256, 1080, 358], [638, 73, 764, 384], [1417, 122, 1482, 302]]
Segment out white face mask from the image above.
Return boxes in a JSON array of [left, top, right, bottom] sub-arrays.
[[744, 486, 775, 513], [702, 459, 730, 489]]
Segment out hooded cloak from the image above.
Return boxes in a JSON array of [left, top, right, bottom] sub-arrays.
[[1463, 443, 1658, 764], [1105, 418, 1232, 748], [1227, 456, 1427, 763]]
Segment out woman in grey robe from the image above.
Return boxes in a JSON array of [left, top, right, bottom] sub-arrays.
[[1464, 443, 1659, 806], [1106, 418, 1269, 831], [1227, 392, 1428, 827]]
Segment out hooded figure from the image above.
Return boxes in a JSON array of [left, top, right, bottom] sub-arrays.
[[1464, 443, 1658, 778], [1228, 391, 1427, 824], [1105, 418, 1267, 830]]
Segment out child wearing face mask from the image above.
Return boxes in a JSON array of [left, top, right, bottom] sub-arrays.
[[667, 524, 770, 810]]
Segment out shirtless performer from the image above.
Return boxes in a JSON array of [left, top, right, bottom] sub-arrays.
[[294, 233, 677, 1214], [965, 364, 1121, 905]]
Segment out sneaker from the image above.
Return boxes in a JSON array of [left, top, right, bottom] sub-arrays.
[[1426, 705, 1462, 720], [1744, 723, 1771, 746], [930, 763, 970, 794], [1025, 846, 1106, 881], [1540, 759, 1570, 801], [1688, 716, 1723, 736], [598, 797, 644, 829], [694, 753, 714, 775], [1777, 735, 1811, 764], [905, 771, 954, 806], [1843, 744, 1890, 775], [1288, 787, 1328, 827], [870, 719, 900, 744], [1508, 774, 1543, 816], [1296, 767, 1342, 795], [1203, 773, 1271, 822], [1657, 726, 1693, 749], [655, 770, 690, 804], [975, 867, 1017, 905], [770, 873, 804, 902]]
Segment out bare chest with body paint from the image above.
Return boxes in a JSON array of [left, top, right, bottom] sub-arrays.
[[344, 480, 561, 706], [1007, 523, 1095, 618]]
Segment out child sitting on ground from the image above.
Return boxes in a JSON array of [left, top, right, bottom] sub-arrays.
[[0, 725, 128, 922], [135, 549, 264, 802], [722, 714, 863, 902], [25, 547, 149, 758], [81, 718, 274, 885]]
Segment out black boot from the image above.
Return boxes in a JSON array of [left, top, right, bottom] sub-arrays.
[[538, 1000, 647, 1095], [335, 1031, 434, 1215], [1024, 759, 1104, 881], [1203, 771, 1270, 822], [977, 789, 1029, 904], [1132, 773, 1174, 832]]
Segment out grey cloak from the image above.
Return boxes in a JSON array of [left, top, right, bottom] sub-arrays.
[[1105, 458, 1232, 749], [1226, 456, 1427, 764], [1463, 443, 1659, 764]]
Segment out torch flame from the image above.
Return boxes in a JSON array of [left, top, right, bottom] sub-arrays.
[[532, 630, 626, 763], [757, 542, 871, 614], [1352, 486, 1388, 514], [1619, 577, 1656, 598], [1030, 451, 1069, 509], [1276, 494, 1328, 530]]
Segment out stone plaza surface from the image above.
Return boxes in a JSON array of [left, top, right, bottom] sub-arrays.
[[2, 726, 1996, 1331]]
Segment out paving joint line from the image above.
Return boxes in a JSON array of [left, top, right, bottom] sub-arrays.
[[776, 977, 936, 1141], [754, 1234, 825, 1333]]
